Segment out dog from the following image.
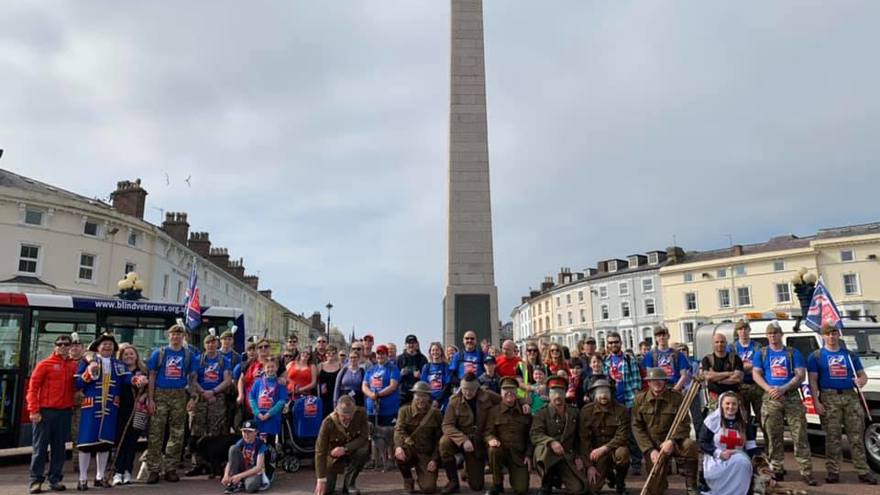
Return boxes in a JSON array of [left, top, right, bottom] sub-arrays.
[[368, 423, 394, 472], [752, 455, 807, 495], [194, 434, 240, 478]]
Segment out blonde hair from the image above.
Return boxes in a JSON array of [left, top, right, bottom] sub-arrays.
[[117, 343, 147, 374]]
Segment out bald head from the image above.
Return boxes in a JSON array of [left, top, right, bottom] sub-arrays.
[[501, 340, 516, 357]]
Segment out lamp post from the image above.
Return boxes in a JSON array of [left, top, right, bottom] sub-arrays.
[[792, 267, 818, 319], [326, 301, 333, 339]]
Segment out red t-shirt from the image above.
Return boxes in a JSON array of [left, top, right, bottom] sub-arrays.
[[495, 356, 521, 377]]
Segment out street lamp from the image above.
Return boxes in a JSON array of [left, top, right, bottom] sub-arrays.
[[325, 301, 333, 338]]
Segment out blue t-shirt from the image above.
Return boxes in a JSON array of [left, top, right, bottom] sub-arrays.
[[421, 362, 452, 406], [249, 376, 288, 435], [232, 362, 243, 382], [363, 363, 401, 417], [148, 347, 194, 390], [235, 438, 267, 470], [219, 349, 241, 370], [196, 354, 226, 391], [292, 395, 323, 438], [755, 347, 805, 387], [807, 348, 863, 390], [642, 348, 689, 386], [734, 341, 761, 384], [449, 349, 484, 378]]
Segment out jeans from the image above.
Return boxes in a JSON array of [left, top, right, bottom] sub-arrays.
[[30, 408, 72, 484]]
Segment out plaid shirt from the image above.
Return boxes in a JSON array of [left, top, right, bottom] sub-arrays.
[[604, 352, 642, 408]]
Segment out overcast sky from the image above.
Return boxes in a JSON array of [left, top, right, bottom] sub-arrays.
[[3, 1, 879, 345]]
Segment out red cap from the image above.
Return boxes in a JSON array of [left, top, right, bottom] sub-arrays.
[[363, 334, 375, 341], [375, 344, 389, 354]]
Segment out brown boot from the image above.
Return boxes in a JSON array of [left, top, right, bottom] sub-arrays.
[[441, 461, 460, 494], [404, 478, 415, 493], [681, 459, 699, 495], [859, 473, 878, 485]]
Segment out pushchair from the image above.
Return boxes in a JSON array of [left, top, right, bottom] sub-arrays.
[[277, 395, 323, 473]]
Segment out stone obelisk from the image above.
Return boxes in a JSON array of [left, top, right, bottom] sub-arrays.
[[443, 0, 499, 346]]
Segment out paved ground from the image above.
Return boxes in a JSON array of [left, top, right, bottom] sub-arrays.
[[6, 450, 878, 495]]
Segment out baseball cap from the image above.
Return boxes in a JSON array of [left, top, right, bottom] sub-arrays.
[[405, 334, 418, 344], [375, 344, 389, 354], [240, 420, 257, 431], [483, 355, 496, 365]]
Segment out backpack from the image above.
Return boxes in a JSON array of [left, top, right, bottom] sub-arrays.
[[707, 351, 737, 371], [759, 346, 793, 377], [156, 345, 193, 375], [810, 348, 855, 374]]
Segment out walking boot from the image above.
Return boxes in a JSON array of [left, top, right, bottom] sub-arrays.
[[614, 464, 628, 494], [681, 460, 699, 495], [403, 478, 415, 493], [146, 472, 160, 485], [164, 470, 180, 483], [484, 484, 502, 495], [859, 472, 878, 485], [441, 461, 460, 494]]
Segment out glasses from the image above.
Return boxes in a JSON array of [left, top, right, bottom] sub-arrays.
[[464, 337, 475, 341], [287, 340, 297, 344], [352, 347, 363, 351], [257, 345, 270, 350], [56, 342, 71, 347], [527, 349, 538, 353], [607, 340, 621, 345]]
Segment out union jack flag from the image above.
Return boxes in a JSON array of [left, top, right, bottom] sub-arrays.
[[183, 258, 202, 331], [804, 277, 843, 332]]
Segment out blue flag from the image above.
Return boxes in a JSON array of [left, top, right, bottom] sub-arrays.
[[804, 277, 843, 332], [184, 259, 202, 331]]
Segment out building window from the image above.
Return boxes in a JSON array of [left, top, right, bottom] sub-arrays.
[[544, 301, 549, 313], [773, 260, 785, 272], [843, 273, 860, 295], [847, 309, 861, 319], [683, 272, 693, 283], [841, 249, 855, 262], [734, 265, 746, 276], [176, 280, 183, 301], [642, 277, 654, 293], [608, 261, 618, 272], [775, 283, 791, 303], [83, 220, 99, 237], [545, 316, 550, 330], [18, 244, 40, 273], [124, 262, 136, 274], [78, 253, 95, 281], [601, 304, 610, 320], [737, 287, 752, 306], [128, 231, 138, 247], [716, 268, 727, 278], [580, 309, 586, 322], [685, 292, 697, 311], [162, 274, 169, 298], [618, 282, 629, 296], [567, 311, 573, 325], [621, 302, 631, 318], [578, 290, 584, 302], [598, 286, 608, 299], [644, 298, 656, 315], [681, 322, 695, 343], [557, 314, 562, 326], [566, 294, 571, 305], [718, 288, 731, 309], [556, 296, 561, 307], [648, 252, 659, 265], [538, 319, 543, 332], [25, 209, 45, 226]]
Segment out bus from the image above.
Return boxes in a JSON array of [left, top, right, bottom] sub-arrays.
[[0, 292, 246, 448]]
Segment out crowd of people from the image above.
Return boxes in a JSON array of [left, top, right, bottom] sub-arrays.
[[25, 321, 876, 495]]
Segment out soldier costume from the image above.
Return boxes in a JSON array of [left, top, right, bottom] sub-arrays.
[[632, 368, 699, 495], [68, 333, 86, 475], [752, 322, 815, 485], [439, 373, 501, 493], [530, 376, 585, 495], [315, 396, 370, 495], [732, 320, 763, 427], [579, 379, 629, 494], [807, 323, 877, 484], [394, 381, 443, 493], [188, 333, 233, 476], [484, 377, 532, 495]]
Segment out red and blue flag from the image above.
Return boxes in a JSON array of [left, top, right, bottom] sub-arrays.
[[804, 277, 843, 332], [183, 259, 202, 331]]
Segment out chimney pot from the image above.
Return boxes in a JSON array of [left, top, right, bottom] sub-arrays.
[[111, 179, 148, 219]]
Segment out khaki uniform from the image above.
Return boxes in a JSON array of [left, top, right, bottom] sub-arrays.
[[762, 390, 812, 476], [632, 389, 698, 493], [315, 408, 370, 492], [189, 393, 229, 468], [579, 401, 630, 492], [484, 401, 532, 495], [439, 389, 501, 491], [146, 388, 188, 474], [820, 389, 869, 474], [530, 404, 585, 494], [394, 404, 442, 493]]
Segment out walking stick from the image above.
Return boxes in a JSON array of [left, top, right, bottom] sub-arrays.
[[107, 387, 145, 480], [640, 379, 703, 495]]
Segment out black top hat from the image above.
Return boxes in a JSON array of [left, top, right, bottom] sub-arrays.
[[88, 332, 119, 353]]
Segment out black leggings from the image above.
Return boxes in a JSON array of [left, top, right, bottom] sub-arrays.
[[114, 427, 142, 475]]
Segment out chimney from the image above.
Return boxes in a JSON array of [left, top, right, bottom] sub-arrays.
[[732, 244, 743, 257], [540, 276, 555, 292], [188, 232, 212, 258], [110, 179, 148, 219], [208, 247, 230, 269], [521, 296, 530, 304], [226, 258, 246, 280], [161, 212, 189, 245], [666, 246, 686, 265], [243, 275, 259, 290], [259, 289, 272, 299], [529, 290, 541, 298], [310, 311, 324, 330]]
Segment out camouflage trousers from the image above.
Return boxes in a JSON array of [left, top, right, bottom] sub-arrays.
[[739, 383, 764, 428], [189, 394, 228, 468], [146, 388, 188, 474], [819, 389, 869, 475], [762, 391, 812, 475]]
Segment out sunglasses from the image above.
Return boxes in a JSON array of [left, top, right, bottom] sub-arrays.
[[527, 349, 538, 353], [56, 342, 71, 347], [257, 345, 270, 350], [607, 340, 621, 345], [464, 337, 475, 341], [287, 340, 297, 343]]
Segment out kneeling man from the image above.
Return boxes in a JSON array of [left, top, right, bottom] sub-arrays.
[[314, 396, 370, 495]]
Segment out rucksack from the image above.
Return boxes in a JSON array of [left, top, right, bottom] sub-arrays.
[[707, 351, 737, 371], [156, 345, 193, 375]]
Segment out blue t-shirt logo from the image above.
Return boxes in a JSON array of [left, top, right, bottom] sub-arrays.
[[827, 354, 848, 378], [165, 356, 184, 379]]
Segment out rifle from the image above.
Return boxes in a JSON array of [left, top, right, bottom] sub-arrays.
[[640, 379, 703, 495]]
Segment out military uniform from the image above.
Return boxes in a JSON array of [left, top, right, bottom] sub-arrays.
[[189, 345, 231, 474], [632, 369, 698, 494], [484, 378, 532, 495], [440, 386, 501, 492], [530, 376, 585, 495], [394, 395, 443, 493], [315, 406, 370, 493], [579, 400, 629, 492]]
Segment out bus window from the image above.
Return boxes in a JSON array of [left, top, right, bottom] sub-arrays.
[[106, 316, 171, 359], [30, 310, 96, 370], [787, 335, 819, 360], [0, 313, 22, 368]]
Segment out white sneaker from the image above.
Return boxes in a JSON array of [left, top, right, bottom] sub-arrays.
[[123, 471, 132, 485], [112, 474, 124, 487]]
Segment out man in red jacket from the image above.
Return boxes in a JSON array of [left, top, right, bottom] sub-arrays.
[[28, 334, 77, 494]]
